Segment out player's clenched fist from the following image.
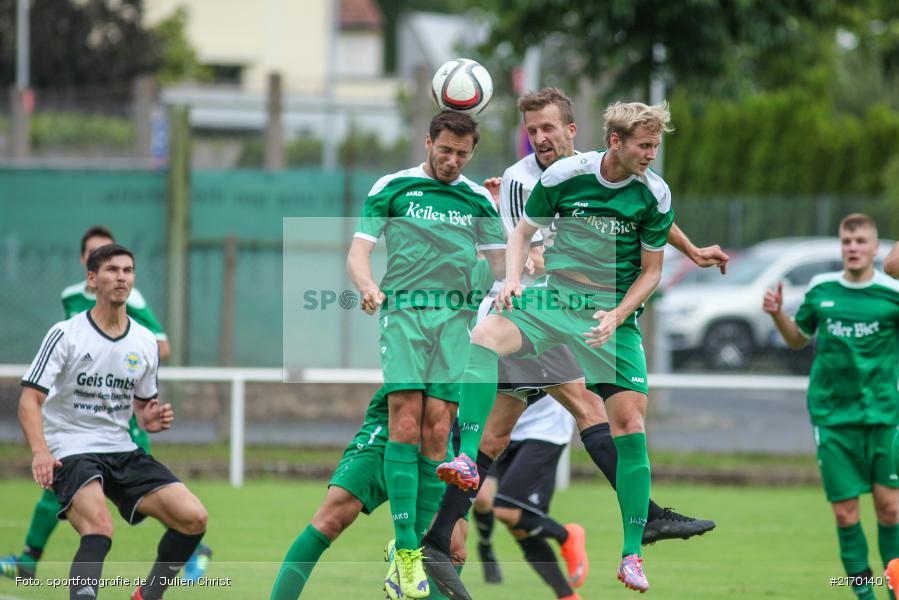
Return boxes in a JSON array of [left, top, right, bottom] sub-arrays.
[[763, 281, 784, 315], [361, 288, 386, 315], [144, 399, 175, 432]]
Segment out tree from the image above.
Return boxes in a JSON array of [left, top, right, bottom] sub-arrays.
[[0, 0, 160, 88], [150, 6, 210, 84], [464, 0, 843, 99]]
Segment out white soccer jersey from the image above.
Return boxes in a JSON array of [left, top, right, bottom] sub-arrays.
[[21, 311, 160, 459], [499, 153, 549, 243], [499, 152, 581, 286], [500, 152, 581, 241], [475, 289, 575, 446], [510, 395, 575, 446]]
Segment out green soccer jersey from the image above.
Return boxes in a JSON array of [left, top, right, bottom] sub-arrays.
[[61, 281, 168, 341], [468, 258, 495, 308], [355, 164, 506, 310], [524, 151, 674, 293], [794, 271, 899, 426]]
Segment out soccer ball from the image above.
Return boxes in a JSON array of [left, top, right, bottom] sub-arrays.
[[431, 58, 493, 116]]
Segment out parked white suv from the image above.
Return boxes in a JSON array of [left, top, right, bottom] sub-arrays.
[[656, 237, 893, 370]]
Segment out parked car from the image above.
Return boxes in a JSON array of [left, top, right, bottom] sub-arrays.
[[656, 237, 893, 370], [658, 245, 740, 293]]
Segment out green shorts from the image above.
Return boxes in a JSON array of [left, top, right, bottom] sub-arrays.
[[329, 388, 459, 514], [499, 274, 648, 395], [329, 389, 390, 514], [329, 420, 389, 515], [814, 424, 899, 502], [379, 307, 472, 402]]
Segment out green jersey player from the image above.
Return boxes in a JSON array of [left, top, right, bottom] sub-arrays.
[[765, 213, 899, 600], [346, 111, 505, 598], [270, 261, 496, 600], [430, 101, 676, 595]]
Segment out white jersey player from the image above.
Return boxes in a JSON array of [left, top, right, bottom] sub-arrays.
[[17, 243, 208, 600], [22, 311, 159, 459]]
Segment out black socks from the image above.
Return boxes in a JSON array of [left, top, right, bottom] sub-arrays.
[[69, 534, 112, 600]]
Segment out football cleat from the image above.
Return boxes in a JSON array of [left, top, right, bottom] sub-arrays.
[[183, 543, 213, 581], [642, 507, 716, 545], [559, 524, 589, 587], [617, 553, 649, 593], [436, 453, 479, 491], [395, 548, 429, 599]]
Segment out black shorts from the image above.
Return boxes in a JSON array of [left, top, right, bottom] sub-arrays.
[[498, 344, 584, 402], [52, 449, 180, 525], [492, 439, 565, 514]]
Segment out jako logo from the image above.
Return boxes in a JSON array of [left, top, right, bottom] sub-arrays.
[[406, 190, 424, 197], [628, 517, 648, 526], [303, 290, 359, 310], [393, 512, 410, 521], [460, 423, 480, 433]]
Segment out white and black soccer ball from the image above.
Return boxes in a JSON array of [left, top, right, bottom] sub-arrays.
[[431, 58, 494, 116]]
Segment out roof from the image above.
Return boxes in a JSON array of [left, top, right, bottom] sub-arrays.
[[341, 0, 383, 31]]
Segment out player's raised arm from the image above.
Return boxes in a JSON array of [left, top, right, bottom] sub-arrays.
[[346, 237, 385, 315], [762, 282, 809, 349], [18, 386, 60, 489], [885, 241, 899, 278], [586, 247, 663, 348], [483, 248, 505, 281], [667, 223, 729, 274], [497, 219, 539, 311]]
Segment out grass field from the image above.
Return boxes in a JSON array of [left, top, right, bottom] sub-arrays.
[[0, 478, 891, 599]]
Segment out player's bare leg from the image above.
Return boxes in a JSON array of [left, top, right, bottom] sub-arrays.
[[65, 481, 114, 600]]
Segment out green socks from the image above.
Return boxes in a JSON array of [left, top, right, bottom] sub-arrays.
[[837, 522, 873, 598], [614, 432, 650, 557], [270, 524, 331, 600], [415, 453, 446, 542], [458, 344, 500, 459], [892, 430, 899, 478], [385, 441, 420, 550], [23, 488, 61, 560], [878, 522, 899, 568]]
